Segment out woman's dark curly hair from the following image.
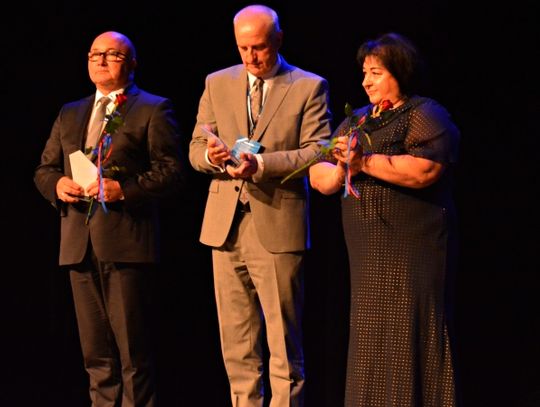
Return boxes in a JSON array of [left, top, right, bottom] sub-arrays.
[[356, 32, 426, 96]]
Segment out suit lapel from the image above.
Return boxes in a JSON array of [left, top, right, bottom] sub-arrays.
[[122, 83, 139, 117], [251, 62, 293, 142], [233, 69, 250, 138], [76, 96, 95, 151], [76, 86, 138, 153]]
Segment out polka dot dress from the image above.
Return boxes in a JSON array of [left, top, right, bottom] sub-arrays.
[[339, 96, 460, 407]]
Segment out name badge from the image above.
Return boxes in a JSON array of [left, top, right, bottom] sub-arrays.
[[230, 137, 262, 166]]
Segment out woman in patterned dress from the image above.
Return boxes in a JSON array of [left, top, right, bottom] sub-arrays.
[[310, 32, 461, 407]]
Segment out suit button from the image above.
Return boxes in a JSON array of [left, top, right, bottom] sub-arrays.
[[234, 186, 240, 192]]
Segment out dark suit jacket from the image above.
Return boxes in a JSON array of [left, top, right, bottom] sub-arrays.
[[189, 57, 332, 253], [34, 84, 183, 265]]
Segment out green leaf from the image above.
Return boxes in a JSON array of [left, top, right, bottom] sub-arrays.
[[344, 102, 354, 117]]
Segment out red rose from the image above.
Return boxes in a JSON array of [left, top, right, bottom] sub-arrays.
[[115, 93, 128, 107], [379, 99, 393, 112]]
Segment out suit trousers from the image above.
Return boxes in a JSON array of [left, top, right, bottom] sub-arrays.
[[212, 208, 305, 407], [69, 245, 156, 407]]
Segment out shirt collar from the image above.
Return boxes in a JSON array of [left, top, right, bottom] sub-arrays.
[[94, 88, 125, 106], [247, 55, 282, 87]]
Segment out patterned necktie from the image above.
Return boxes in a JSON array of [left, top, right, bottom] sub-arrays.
[[250, 78, 264, 131], [238, 79, 264, 205], [86, 96, 111, 151]]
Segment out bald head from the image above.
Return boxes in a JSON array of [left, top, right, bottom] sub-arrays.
[[92, 31, 137, 59], [234, 5, 281, 34], [88, 31, 137, 94], [233, 5, 283, 77]]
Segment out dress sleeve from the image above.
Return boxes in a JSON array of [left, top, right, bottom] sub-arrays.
[[405, 99, 460, 165]]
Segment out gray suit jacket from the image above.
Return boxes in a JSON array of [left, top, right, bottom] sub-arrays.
[[189, 58, 332, 253], [34, 84, 183, 265]]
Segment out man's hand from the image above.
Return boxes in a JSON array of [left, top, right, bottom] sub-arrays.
[[56, 176, 84, 202], [226, 152, 258, 179], [201, 125, 232, 166], [86, 178, 124, 202]]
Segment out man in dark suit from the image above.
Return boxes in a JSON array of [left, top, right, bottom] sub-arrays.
[[34, 31, 183, 407], [189, 5, 332, 406]]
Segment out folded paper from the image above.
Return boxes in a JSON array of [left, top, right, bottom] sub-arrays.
[[69, 150, 97, 196]]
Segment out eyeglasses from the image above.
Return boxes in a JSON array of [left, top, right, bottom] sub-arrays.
[[88, 50, 127, 62]]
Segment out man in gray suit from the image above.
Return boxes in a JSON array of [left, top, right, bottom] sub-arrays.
[[189, 5, 332, 406], [34, 31, 183, 406]]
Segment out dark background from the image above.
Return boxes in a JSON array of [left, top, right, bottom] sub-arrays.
[[3, 0, 539, 406]]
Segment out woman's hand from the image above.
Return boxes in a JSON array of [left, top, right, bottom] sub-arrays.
[[332, 135, 364, 176]]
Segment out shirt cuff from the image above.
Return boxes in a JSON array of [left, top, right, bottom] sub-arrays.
[[205, 149, 226, 173], [252, 154, 264, 182]]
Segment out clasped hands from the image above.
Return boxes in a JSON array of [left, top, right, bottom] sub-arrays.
[[207, 132, 257, 179], [331, 135, 365, 177], [56, 176, 123, 203]]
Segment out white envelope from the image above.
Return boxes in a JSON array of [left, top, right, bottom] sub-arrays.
[[69, 150, 97, 196]]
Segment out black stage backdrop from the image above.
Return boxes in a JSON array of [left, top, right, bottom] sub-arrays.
[[3, 1, 539, 406]]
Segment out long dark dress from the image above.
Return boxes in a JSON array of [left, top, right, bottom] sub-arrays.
[[339, 96, 460, 407]]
